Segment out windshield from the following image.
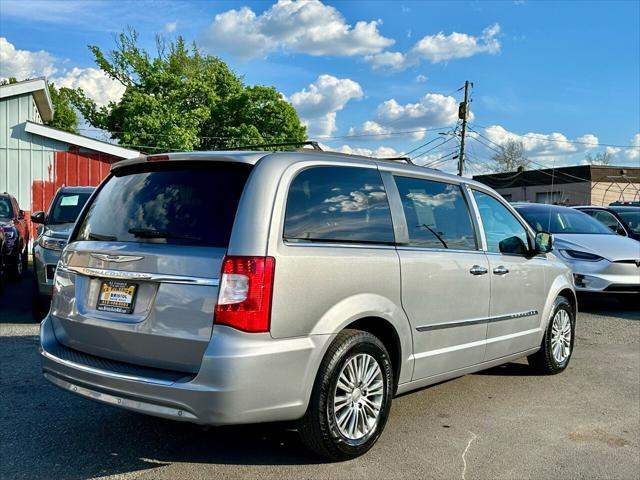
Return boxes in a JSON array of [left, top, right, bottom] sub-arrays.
[[0, 198, 12, 219], [516, 207, 614, 235], [618, 210, 640, 234], [74, 162, 252, 247], [49, 192, 93, 224]]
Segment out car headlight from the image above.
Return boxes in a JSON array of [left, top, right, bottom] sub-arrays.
[[38, 236, 67, 251], [560, 249, 603, 262]]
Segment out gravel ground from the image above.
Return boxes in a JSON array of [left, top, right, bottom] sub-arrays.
[[1, 270, 638, 480]]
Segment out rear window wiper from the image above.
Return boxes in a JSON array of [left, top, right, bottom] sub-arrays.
[[88, 232, 117, 241], [128, 228, 202, 242]]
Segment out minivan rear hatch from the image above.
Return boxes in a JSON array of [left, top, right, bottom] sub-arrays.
[[51, 161, 253, 373]]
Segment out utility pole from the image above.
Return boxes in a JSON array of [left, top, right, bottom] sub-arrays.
[[457, 80, 472, 176]]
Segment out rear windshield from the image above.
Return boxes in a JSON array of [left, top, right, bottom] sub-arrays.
[[49, 191, 93, 224], [74, 162, 252, 247]]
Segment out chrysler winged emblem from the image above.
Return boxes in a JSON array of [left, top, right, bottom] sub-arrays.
[[90, 253, 144, 263]]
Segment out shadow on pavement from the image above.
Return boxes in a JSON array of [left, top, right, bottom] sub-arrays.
[[0, 335, 321, 480], [577, 293, 639, 320]]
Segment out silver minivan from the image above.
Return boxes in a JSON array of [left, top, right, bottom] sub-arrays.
[[40, 150, 576, 460]]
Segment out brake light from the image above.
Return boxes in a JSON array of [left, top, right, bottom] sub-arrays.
[[214, 256, 275, 333], [146, 155, 170, 162]]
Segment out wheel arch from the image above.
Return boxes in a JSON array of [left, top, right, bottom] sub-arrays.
[[344, 316, 403, 392]]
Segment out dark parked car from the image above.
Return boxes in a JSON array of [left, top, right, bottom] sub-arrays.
[[0, 192, 30, 280], [0, 228, 6, 290], [574, 205, 640, 241], [31, 186, 95, 319]]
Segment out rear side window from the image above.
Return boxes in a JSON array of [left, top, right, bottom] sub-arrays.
[[74, 162, 252, 247], [394, 176, 477, 250], [284, 166, 395, 244]]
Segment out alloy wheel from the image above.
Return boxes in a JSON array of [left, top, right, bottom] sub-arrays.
[[551, 309, 572, 363], [332, 353, 384, 441]]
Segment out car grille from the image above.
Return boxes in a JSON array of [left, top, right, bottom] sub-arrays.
[[604, 284, 640, 293]]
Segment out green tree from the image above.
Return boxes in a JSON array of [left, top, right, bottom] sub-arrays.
[[49, 83, 79, 134], [585, 151, 613, 166], [1, 77, 79, 134], [490, 139, 530, 172], [68, 30, 306, 152]]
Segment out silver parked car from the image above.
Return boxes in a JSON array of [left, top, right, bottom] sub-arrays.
[[41, 150, 575, 460], [514, 203, 640, 294], [31, 186, 95, 319]]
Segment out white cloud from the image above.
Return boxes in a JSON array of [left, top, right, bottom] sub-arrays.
[[53, 67, 125, 106], [413, 23, 501, 63], [366, 24, 501, 71], [349, 93, 463, 141], [483, 125, 600, 157], [329, 144, 399, 158], [289, 74, 363, 137], [201, 0, 394, 60], [364, 51, 408, 71], [163, 21, 177, 33], [415, 74, 428, 83], [627, 133, 640, 160], [0, 37, 57, 79], [576, 134, 599, 149]]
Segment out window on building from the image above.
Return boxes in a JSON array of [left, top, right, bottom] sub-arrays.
[[394, 176, 477, 250], [535, 191, 563, 204], [501, 193, 513, 202], [284, 166, 395, 245]]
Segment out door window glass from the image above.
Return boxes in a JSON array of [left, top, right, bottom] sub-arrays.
[[394, 176, 476, 250], [473, 190, 529, 255]]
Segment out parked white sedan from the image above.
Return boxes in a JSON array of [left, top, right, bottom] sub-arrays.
[[514, 203, 640, 294]]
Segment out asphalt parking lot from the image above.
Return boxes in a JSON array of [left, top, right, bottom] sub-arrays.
[[1, 268, 638, 480]]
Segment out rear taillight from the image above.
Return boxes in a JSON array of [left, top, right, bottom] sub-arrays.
[[214, 256, 275, 333]]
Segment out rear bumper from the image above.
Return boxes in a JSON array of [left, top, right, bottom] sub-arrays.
[[40, 315, 334, 425]]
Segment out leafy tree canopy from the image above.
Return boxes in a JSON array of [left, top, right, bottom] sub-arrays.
[[490, 139, 530, 173], [49, 83, 79, 134], [68, 30, 306, 152], [0, 77, 78, 134]]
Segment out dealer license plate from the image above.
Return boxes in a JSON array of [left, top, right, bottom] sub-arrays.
[[97, 280, 138, 314]]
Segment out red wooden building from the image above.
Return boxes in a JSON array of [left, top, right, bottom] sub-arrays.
[[0, 78, 139, 238]]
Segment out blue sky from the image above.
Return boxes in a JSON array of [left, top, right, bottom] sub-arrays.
[[1, 0, 639, 172]]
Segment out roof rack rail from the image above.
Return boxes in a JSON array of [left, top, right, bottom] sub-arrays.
[[226, 141, 323, 151], [377, 156, 414, 165]]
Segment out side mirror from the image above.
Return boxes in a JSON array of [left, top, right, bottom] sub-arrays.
[[31, 211, 45, 224], [499, 236, 528, 255], [534, 231, 553, 254], [18, 209, 25, 220]]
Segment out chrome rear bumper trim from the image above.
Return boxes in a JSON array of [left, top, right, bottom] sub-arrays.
[[59, 265, 220, 287]]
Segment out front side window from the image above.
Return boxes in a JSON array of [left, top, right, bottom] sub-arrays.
[[473, 190, 530, 255], [284, 166, 394, 244], [591, 210, 625, 235], [394, 176, 476, 250]]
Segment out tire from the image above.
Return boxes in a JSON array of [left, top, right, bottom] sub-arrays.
[[297, 329, 394, 461], [31, 274, 49, 321], [9, 249, 24, 282], [0, 244, 5, 293], [528, 296, 575, 374]]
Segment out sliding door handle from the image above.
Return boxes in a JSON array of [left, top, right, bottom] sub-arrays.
[[469, 265, 488, 275], [493, 265, 509, 275]]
